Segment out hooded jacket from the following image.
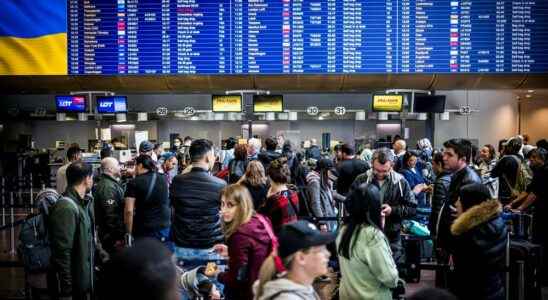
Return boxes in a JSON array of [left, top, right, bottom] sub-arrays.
[[336, 225, 399, 300], [219, 214, 274, 300], [49, 188, 95, 297], [254, 278, 320, 300], [450, 199, 507, 300], [351, 169, 417, 241], [305, 171, 336, 220]]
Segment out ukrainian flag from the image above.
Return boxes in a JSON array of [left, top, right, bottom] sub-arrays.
[[0, 0, 67, 75]]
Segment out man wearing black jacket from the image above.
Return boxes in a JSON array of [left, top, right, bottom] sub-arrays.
[[436, 139, 481, 258], [170, 139, 226, 271], [351, 148, 417, 268], [336, 143, 370, 196]]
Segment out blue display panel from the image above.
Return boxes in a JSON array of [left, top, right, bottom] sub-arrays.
[[56, 96, 87, 112], [96, 96, 128, 113], [68, 0, 548, 74]]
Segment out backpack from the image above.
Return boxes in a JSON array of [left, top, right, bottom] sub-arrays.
[[18, 189, 79, 273], [228, 160, 247, 184], [503, 155, 532, 198]]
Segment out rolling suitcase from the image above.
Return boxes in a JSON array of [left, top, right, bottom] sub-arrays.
[[508, 239, 542, 300]]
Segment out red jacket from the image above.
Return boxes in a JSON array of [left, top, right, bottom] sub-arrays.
[[218, 214, 274, 300], [259, 190, 299, 234]]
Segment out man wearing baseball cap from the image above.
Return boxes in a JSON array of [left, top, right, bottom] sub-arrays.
[[254, 220, 335, 300]]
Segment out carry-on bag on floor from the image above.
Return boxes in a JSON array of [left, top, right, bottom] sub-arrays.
[[508, 239, 542, 300]]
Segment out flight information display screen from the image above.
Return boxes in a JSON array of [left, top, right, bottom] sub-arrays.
[[56, 96, 87, 112], [68, 0, 548, 75]]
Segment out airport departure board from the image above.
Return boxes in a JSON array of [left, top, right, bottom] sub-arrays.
[[68, 0, 548, 75]]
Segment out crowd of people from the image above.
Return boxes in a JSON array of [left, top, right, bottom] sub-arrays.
[[28, 133, 548, 300]]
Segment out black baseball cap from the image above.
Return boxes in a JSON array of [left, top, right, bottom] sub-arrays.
[[278, 220, 336, 259]]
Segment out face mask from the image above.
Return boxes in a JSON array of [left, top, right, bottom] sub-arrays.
[[174, 142, 181, 148]]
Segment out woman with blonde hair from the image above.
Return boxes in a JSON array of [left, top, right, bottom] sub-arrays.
[[253, 220, 334, 300], [214, 184, 275, 300], [238, 160, 269, 209]]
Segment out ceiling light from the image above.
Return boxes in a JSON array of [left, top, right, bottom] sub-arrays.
[[116, 113, 127, 123], [137, 112, 148, 121], [56, 113, 66, 121], [78, 113, 87, 121], [440, 112, 450, 121], [417, 113, 428, 120], [355, 111, 366, 120], [527, 90, 535, 93], [288, 111, 298, 121], [526, 94, 532, 98], [378, 112, 388, 120]]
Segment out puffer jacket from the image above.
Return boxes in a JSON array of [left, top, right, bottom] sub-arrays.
[[437, 166, 481, 251], [219, 214, 274, 300], [305, 171, 336, 229], [170, 167, 226, 248], [429, 171, 451, 236], [450, 199, 507, 300], [351, 170, 417, 242]]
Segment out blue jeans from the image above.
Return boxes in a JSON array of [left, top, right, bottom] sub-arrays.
[[174, 246, 228, 300], [135, 227, 174, 252]]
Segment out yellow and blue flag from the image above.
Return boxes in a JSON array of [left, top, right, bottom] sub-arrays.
[[0, 0, 67, 75]]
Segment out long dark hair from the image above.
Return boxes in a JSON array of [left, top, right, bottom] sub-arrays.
[[338, 184, 382, 259], [135, 154, 157, 172]]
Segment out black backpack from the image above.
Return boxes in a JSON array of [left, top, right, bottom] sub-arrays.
[[18, 189, 79, 273], [228, 160, 247, 184]]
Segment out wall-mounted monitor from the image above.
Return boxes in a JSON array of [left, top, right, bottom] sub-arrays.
[[55, 95, 86, 113], [413, 95, 446, 113], [212, 95, 242, 112], [96, 96, 128, 113], [253, 95, 283, 112], [372, 94, 403, 112]]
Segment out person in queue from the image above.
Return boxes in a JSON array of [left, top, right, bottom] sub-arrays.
[[351, 148, 417, 271], [491, 137, 526, 205], [436, 139, 481, 269], [170, 139, 227, 271], [335, 143, 369, 196], [305, 158, 337, 231], [400, 150, 430, 208], [253, 220, 334, 300], [212, 184, 275, 300], [56, 144, 82, 194], [392, 139, 407, 172], [160, 152, 178, 187], [101, 238, 180, 300], [139, 140, 156, 160], [477, 144, 497, 178], [124, 154, 171, 246], [49, 161, 95, 299], [505, 147, 548, 284], [305, 138, 321, 161], [258, 158, 299, 234], [228, 144, 249, 184], [429, 151, 452, 238], [238, 160, 269, 209], [258, 137, 282, 170], [337, 184, 399, 300], [450, 183, 507, 300], [93, 157, 125, 254]]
